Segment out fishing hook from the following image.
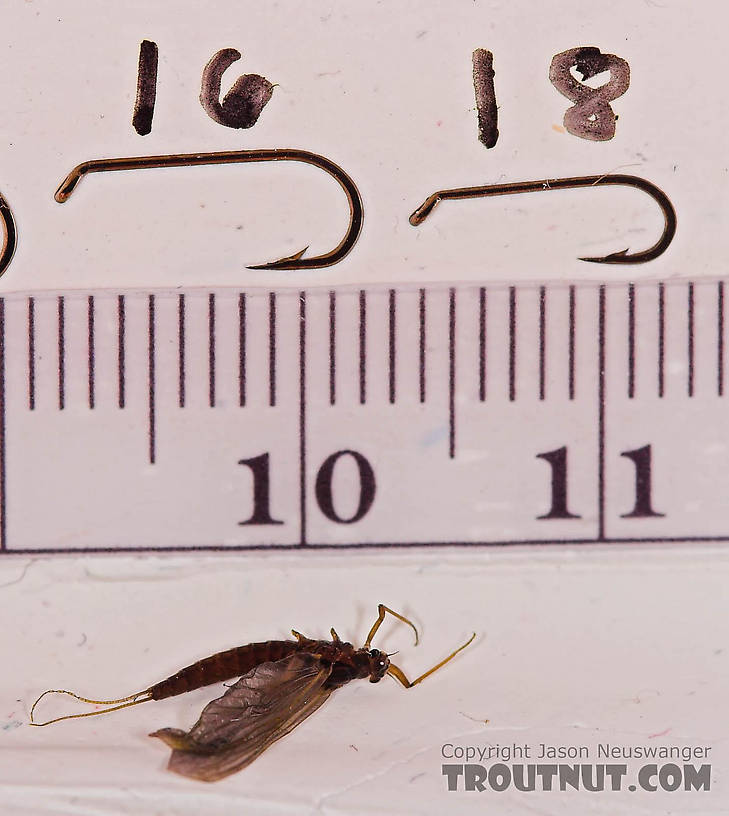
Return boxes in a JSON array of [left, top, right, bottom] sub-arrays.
[[0, 192, 17, 277], [54, 149, 364, 270], [409, 174, 676, 264]]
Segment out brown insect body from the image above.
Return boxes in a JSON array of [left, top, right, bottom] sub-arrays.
[[149, 636, 388, 701], [30, 605, 474, 782]]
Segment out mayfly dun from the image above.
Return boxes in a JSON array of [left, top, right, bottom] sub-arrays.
[[30, 604, 476, 782]]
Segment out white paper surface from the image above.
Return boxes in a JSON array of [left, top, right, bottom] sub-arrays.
[[1, 1, 727, 813]]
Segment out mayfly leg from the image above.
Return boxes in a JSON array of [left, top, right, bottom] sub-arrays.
[[387, 632, 476, 689], [364, 604, 420, 649]]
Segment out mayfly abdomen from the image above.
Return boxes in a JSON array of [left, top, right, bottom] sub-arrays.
[[149, 640, 298, 700]]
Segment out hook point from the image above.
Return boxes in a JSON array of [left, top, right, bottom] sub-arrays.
[[247, 245, 309, 270], [578, 247, 630, 264]]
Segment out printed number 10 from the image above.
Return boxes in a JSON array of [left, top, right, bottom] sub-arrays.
[[238, 451, 376, 526]]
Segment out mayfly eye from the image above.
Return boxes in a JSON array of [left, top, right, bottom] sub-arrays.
[[370, 649, 380, 657]]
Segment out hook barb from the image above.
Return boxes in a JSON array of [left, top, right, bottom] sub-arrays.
[[55, 149, 363, 270], [409, 173, 676, 264]]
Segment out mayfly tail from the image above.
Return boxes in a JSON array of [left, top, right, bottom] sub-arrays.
[[29, 688, 153, 726]]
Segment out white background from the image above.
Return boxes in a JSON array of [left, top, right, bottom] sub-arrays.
[[1, 1, 727, 813]]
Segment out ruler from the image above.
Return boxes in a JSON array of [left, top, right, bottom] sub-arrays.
[[0, 279, 725, 553]]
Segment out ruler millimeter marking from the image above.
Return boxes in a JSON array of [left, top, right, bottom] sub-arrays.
[[0, 279, 727, 553]]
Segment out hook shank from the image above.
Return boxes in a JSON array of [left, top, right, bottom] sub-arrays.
[[55, 149, 363, 270], [409, 173, 676, 264]]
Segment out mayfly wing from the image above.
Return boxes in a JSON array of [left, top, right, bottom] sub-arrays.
[[150, 651, 334, 782]]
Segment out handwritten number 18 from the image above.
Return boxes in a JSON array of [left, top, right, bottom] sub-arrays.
[[474, 45, 631, 147]]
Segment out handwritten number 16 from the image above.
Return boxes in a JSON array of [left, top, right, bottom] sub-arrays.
[[133, 41, 274, 135]]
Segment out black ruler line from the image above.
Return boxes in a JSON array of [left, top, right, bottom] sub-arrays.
[[209, 293, 216, 408], [478, 287, 486, 402], [118, 295, 126, 409], [688, 281, 695, 398], [57, 296, 65, 411], [568, 285, 576, 400], [148, 294, 156, 464], [388, 289, 396, 404], [449, 287, 456, 459], [719, 281, 724, 397], [538, 285, 546, 401], [627, 283, 635, 399], [359, 290, 366, 405], [657, 282, 665, 398], [27, 297, 35, 410], [88, 295, 95, 409], [238, 293, 246, 407], [329, 291, 336, 406], [299, 291, 307, 546], [0, 299, 5, 550], [269, 292, 277, 408], [598, 285, 606, 542], [178, 294, 186, 408], [419, 288, 426, 403], [13, 534, 729, 555], [508, 286, 516, 401]]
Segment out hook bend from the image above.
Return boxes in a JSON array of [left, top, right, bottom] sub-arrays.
[[409, 173, 676, 264], [55, 149, 363, 270], [0, 192, 17, 277]]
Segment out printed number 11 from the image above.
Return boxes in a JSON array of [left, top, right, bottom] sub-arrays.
[[538, 445, 664, 520]]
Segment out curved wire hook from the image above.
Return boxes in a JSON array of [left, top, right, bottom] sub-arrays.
[[55, 149, 363, 270], [0, 192, 17, 277], [409, 174, 676, 264]]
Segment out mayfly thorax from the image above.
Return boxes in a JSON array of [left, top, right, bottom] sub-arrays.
[[30, 604, 475, 782]]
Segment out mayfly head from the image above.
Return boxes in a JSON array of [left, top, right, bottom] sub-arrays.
[[365, 648, 390, 683]]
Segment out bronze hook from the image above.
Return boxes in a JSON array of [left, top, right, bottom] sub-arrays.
[[55, 149, 363, 270], [0, 192, 17, 277], [409, 174, 676, 264]]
